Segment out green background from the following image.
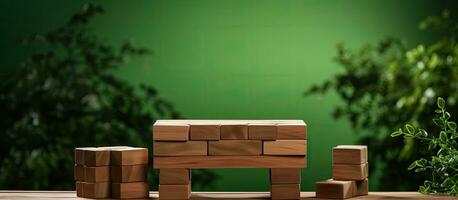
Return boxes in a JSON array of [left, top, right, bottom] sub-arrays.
[[0, 0, 453, 191]]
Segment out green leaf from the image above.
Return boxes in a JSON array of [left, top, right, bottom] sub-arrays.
[[439, 131, 448, 143], [437, 97, 445, 109], [434, 109, 442, 114], [406, 124, 415, 134], [408, 161, 418, 170], [391, 128, 403, 137], [447, 122, 457, 130]]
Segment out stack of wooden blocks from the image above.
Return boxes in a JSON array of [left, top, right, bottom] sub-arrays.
[[153, 120, 307, 200], [74, 146, 149, 199], [315, 145, 369, 199]]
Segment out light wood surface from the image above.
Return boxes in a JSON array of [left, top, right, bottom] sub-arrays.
[[221, 124, 249, 140], [110, 165, 147, 182], [152, 123, 190, 141], [190, 124, 221, 140], [270, 168, 301, 184], [277, 124, 307, 140], [111, 182, 149, 199], [208, 140, 262, 155], [248, 124, 277, 140], [270, 184, 301, 199], [0, 191, 455, 199], [263, 140, 307, 155], [154, 156, 307, 168], [84, 166, 110, 182], [333, 163, 369, 180], [159, 184, 191, 199], [110, 148, 148, 166], [159, 169, 191, 185], [154, 141, 208, 156], [333, 145, 368, 164]]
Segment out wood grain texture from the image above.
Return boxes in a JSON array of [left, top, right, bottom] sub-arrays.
[[82, 182, 110, 199], [248, 124, 276, 140], [208, 140, 262, 155], [356, 179, 369, 196], [315, 179, 356, 199], [74, 165, 84, 181], [277, 123, 307, 140], [153, 141, 207, 156], [74, 147, 94, 165], [153, 123, 190, 141], [159, 184, 191, 200], [75, 182, 83, 197], [221, 124, 248, 140], [190, 124, 220, 140], [159, 169, 191, 185], [270, 184, 300, 200], [110, 165, 147, 183], [110, 148, 148, 166], [111, 182, 149, 199], [156, 119, 306, 125], [263, 140, 307, 155], [82, 148, 110, 167], [154, 156, 307, 168], [270, 168, 301, 184], [84, 166, 110, 182], [333, 163, 368, 180], [0, 191, 452, 199], [333, 145, 368, 164]]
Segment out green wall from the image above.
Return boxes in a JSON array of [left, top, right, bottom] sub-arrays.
[[0, 0, 452, 191]]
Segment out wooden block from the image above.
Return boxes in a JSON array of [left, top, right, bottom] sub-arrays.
[[333, 145, 368, 164], [153, 141, 207, 156], [190, 124, 220, 140], [221, 124, 248, 140], [85, 166, 110, 182], [159, 184, 191, 199], [76, 182, 83, 197], [277, 123, 307, 140], [356, 178, 369, 196], [74, 165, 84, 181], [159, 169, 191, 184], [110, 147, 148, 166], [270, 184, 300, 199], [315, 179, 356, 199], [111, 182, 149, 199], [333, 163, 368, 180], [111, 165, 147, 183], [83, 148, 111, 167], [74, 147, 95, 165], [263, 140, 307, 155], [248, 124, 276, 140], [154, 156, 307, 169], [208, 140, 262, 155], [153, 123, 189, 141], [270, 168, 301, 184], [82, 182, 110, 199]]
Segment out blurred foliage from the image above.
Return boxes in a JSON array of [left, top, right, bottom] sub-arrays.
[[305, 10, 458, 190], [392, 97, 457, 196], [0, 3, 218, 190]]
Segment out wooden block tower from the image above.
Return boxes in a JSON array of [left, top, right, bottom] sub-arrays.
[[315, 145, 369, 199], [153, 120, 307, 200], [74, 146, 149, 199]]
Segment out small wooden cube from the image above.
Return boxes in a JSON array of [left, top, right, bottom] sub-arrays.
[[270, 168, 301, 184], [208, 140, 262, 155], [270, 184, 300, 199], [112, 182, 149, 199], [153, 141, 207, 156], [153, 123, 190, 141], [277, 123, 307, 140], [159, 184, 191, 199], [263, 140, 307, 155], [82, 182, 110, 199], [333, 145, 367, 164], [74, 164, 85, 181], [110, 148, 148, 166], [248, 124, 277, 140], [190, 124, 220, 140], [74, 147, 95, 165], [83, 148, 111, 167], [220, 124, 248, 139], [85, 166, 110, 182], [111, 165, 147, 183], [333, 163, 368, 180], [76, 181, 83, 197], [356, 178, 369, 196], [159, 169, 191, 185], [315, 179, 356, 199]]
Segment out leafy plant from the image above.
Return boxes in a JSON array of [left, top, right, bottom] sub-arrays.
[[305, 10, 458, 190], [391, 97, 457, 196], [0, 3, 217, 190]]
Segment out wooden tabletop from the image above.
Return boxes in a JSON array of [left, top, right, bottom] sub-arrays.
[[0, 191, 456, 199]]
